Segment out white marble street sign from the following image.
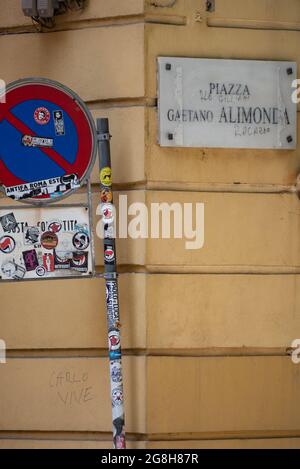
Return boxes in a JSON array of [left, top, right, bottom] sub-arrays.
[[158, 57, 297, 149]]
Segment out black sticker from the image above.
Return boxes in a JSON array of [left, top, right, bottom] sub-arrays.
[[24, 226, 39, 245], [72, 232, 90, 251], [104, 244, 115, 264], [53, 110, 65, 136], [54, 250, 71, 270], [0, 213, 17, 233], [23, 249, 39, 272], [70, 252, 88, 273]]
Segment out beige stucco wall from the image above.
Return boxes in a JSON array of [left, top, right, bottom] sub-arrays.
[[1, 0, 300, 449]]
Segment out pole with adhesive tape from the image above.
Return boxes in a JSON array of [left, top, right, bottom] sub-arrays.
[[97, 118, 126, 450]]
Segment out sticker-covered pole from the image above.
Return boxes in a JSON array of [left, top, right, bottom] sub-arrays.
[[97, 118, 126, 450]]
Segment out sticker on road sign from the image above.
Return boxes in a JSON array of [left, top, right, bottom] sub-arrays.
[[5, 174, 80, 201], [53, 110, 65, 136], [0, 78, 97, 203], [34, 107, 50, 125], [22, 135, 53, 148]]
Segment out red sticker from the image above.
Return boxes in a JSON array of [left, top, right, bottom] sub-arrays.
[[43, 253, 55, 272], [48, 222, 62, 233], [34, 107, 50, 125]]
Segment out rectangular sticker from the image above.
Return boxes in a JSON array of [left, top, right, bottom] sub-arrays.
[[4, 174, 80, 201], [0, 206, 93, 281]]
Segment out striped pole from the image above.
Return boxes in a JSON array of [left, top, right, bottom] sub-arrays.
[[97, 118, 126, 449]]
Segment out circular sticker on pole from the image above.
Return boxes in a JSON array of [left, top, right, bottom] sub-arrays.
[[100, 167, 112, 187], [0, 78, 97, 204]]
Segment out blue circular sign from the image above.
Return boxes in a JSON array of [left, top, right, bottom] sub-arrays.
[[0, 78, 97, 203]]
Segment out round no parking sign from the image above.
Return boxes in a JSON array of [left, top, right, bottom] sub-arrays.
[[0, 78, 97, 203]]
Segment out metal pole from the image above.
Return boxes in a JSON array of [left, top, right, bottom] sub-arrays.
[[97, 118, 126, 449]]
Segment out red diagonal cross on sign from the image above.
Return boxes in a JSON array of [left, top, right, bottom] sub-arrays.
[[5, 111, 74, 174], [0, 79, 96, 203]]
